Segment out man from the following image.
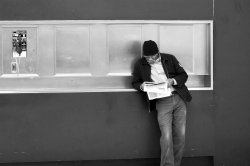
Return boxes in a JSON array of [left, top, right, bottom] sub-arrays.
[[132, 40, 192, 166]]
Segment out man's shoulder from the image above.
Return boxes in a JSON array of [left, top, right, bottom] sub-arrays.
[[160, 53, 175, 60]]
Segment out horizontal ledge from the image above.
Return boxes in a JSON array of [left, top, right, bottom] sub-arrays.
[[0, 87, 213, 94], [1, 74, 39, 78], [0, 20, 213, 25], [107, 73, 132, 76], [55, 73, 92, 77]]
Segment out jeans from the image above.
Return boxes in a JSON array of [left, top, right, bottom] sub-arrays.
[[156, 93, 187, 166]]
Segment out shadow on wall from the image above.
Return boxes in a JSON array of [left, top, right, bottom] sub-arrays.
[[128, 40, 142, 72]]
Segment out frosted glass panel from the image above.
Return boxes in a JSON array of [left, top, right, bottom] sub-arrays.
[[90, 25, 108, 76], [142, 25, 158, 46], [2, 27, 37, 74], [160, 25, 193, 73], [193, 24, 210, 75], [56, 27, 90, 74], [37, 26, 55, 76], [0, 28, 2, 75], [108, 25, 141, 74]]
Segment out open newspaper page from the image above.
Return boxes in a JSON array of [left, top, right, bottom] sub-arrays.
[[144, 82, 172, 100]]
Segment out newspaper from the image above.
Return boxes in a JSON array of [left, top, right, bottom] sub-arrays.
[[144, 82, 172, 100]]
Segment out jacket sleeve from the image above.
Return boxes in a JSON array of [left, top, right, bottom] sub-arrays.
[[172, 55, 188, 87], [132, 61, 143, 91]]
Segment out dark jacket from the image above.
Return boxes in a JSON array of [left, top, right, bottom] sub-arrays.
[[132, 53, 192, 112]]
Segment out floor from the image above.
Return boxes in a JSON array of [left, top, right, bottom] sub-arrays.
[[0, 157, 213, 166]]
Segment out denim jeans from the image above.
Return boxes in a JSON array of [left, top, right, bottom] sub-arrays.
[[156, 93, 187, 166]]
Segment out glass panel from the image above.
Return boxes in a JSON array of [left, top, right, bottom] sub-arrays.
[[193, 24, 210, 75], [37, 26, 55, 76], [2, 27, 37, 75], [90, 25, 108, 76], [0, 28, 2, 75], [108, 25, 142, 75], [142, 24, 158, 47], [160, 25, 194, 73], [56, 26, 90, 74]]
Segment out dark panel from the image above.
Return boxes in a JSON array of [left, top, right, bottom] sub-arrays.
[[0, 91, 214, 163], [214, 0, 250, 165], [185, 91, 215, 157], [0, 92, 160, 163], [0, 0, 213, 20]]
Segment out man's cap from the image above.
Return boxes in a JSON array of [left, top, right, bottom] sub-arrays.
[[143, 40, 159, 56]]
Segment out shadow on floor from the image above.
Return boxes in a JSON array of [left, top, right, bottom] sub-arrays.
[[0, 157, 213, 166]]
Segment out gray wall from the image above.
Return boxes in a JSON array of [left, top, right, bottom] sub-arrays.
[[0, 0, 212, 20], [0, 0, 249, 166], [0, 91, 214, 163], [214, 0, 250, 165]]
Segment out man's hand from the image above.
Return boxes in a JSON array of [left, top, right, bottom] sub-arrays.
[[140, 82, 146, 91], [167, 78, 174, 86]]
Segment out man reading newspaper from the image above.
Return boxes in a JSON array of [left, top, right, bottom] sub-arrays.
[[132, 40, 192, 166]]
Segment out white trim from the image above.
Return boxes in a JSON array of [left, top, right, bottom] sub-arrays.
[[1, 25, 38, 28], [0, 87, 211, 94], [0, 20, 213, 25], [54, 73, 92, 77], [1, 74, 39, 78], [210, 21, 214, 90], [107, 73, 132, 76]]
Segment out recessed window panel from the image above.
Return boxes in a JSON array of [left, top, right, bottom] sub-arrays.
[[0, 21, 213, 92], [0, 28, 3, 75], [108, 25, 142, 75], [160, 25, 194, 73], [56, 26, 90, 74]]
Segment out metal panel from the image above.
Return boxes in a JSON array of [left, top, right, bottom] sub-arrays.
[[90, 25, 108, 76], [193, 24, 210, 75], [55, 26, 90, 74], [37, 26, 55, 76], [107, 25, 142, 75], [0, 28, 2, 75], [142, 24, 158, 47], [160, 25, 194, 73]]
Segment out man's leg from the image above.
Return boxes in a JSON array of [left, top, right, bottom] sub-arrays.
[[156, 97, 174, 166], [172, 94, 187, 166]]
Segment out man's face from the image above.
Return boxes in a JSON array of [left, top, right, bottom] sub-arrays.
[[144, 53, 160, 64]]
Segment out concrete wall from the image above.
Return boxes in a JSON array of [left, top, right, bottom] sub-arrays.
[[214, 0, 250, 165], [0, 91, 214, 163], [0, 0, 249, 165], [0, 0, 213, 20]]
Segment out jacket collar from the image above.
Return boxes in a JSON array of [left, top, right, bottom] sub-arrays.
[[142, 53, 169, 65]]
